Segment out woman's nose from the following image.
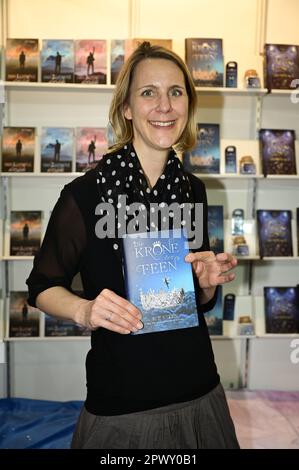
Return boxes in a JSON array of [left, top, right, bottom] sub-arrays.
[[156, 93, 172, 112]]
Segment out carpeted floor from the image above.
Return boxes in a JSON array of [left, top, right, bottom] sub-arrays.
[[1, 391, 299, 448], [227, 390, 299, 449]]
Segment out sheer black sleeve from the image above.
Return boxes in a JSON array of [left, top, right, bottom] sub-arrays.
[[26, 188, 87, 307]]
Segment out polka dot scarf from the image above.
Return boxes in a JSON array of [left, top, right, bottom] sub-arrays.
[[96, 142, 194, 256]]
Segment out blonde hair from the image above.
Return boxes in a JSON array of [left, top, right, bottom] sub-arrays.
[[108, 41, 197, 153]]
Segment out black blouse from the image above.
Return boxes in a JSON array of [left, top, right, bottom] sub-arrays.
[[26, 167, 220, 416]]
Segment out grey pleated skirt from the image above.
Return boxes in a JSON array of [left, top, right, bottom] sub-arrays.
[[71, 383, 239, 449]]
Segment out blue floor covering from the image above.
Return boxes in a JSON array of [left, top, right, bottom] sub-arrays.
[[0, 398, 83, 449]]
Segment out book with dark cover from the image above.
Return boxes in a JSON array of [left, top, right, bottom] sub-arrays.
[[205, 285, 223, 335], [41, 127, 73, 172], [41, 39, 74, 83], [257, 210, 293, 257], [45, 314, 77, 336], [208, 205, 224, 254], [76, 127, 107, 172], [1, 126, 35, 172], [264, 44, 299, 90], [10, 211, 42, 256], [9, 291, 40, 337], [75, 39, 107, 84], [259, 129, 297, 175], [185, 38, 224, 87], [123, 229, 199, 335], [264, 287, 299, 333], [183, 124, 220, 173], [5, 38, 38, 82]]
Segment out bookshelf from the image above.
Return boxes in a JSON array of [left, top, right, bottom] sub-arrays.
[[0, 0, 299, 400]]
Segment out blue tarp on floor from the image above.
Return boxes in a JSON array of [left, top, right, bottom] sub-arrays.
[[0, 398, 83, 449]]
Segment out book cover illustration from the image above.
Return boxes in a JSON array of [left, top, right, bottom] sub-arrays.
[[5, 38, 38, 82], [45, 314, 77, 336], [75, 39, 107, 84], [10, 210, 42, 256], [264, 44, 299, 90], [185, 38, 224, 87], [257, 210, 293, 257], [110, 39, 172, 84], [41, 39, 74, 83], [183, 124, 220, 173], [1, 126, 35, 172], [41, 127, 73, 172], [123, 229, 199, 335], [205, 285, 223, 335], [76, 127, 107, 172], [208, 205, 224, 254], [259, 129, 297, 175], [9, 291, 40, 337], [264, 287, 299, 333]]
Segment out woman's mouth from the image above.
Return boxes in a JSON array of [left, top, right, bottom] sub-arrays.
[[149, 120, 176, 128]]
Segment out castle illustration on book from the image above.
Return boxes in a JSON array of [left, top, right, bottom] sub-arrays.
[[123, 229, 199, 335]]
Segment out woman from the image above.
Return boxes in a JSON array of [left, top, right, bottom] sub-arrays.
[[27, 42, 239, 449]]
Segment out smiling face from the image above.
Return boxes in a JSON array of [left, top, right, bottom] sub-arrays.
[[124, 58, 189, 158]]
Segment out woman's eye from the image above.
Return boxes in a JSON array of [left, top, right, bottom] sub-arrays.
[[170, 88, 182, 97], [141, 89, 154, 97]]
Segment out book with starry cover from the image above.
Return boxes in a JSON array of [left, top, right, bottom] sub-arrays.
[[264, 44, 299, 90], [122, 229, 199, 335], [208, 205, 224, 254], [264, 287, 299, 333], [257, 210, 293, 257], [185, 38, 224, 87], [259, 129, 297, 175]]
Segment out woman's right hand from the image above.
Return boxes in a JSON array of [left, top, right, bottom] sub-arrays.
[[83, 288, 143, 334]]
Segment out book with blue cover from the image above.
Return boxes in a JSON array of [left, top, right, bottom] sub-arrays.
[[183, 123, 220, 174], [264, 287, 299, 333], [122, 229, 199, 335], [205, 285, 223, 335], [208, 205, 224, 254], [257, 210, 293, 257], [185, 38, 224, 87], [41, 39, 74, 83], [41, 127, 73, 172]]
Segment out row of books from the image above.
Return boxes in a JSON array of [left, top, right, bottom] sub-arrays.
[[1, 125, 297, 175], [4, 38, 299, 89], [5, 207, 299, 258], [4, 285, 299, 338], [183, 124, 297, 176], [1, 126, 108, 173]]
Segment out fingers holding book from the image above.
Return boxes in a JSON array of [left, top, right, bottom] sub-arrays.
[[86, 288, 143, 334]]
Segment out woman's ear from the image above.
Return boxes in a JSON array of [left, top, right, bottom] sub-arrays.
[[123, 103, 132, 120]]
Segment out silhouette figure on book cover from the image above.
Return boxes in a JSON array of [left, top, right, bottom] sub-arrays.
[[87, 48, 95, 75], [16, 139, 22, 158], [88, 138, 96, 163], [19, 50, 26, 68], [55, 51, 62, 74]]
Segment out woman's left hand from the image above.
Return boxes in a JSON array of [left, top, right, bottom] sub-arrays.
[[185, 251, 237, 289]]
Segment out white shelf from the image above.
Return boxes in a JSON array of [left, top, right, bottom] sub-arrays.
[[4, 81, 115, 92], [254, 334, 299, 338], [1, 256, 34, 260], [5, 336, 90, 342], [195, 87, 268, 96]]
